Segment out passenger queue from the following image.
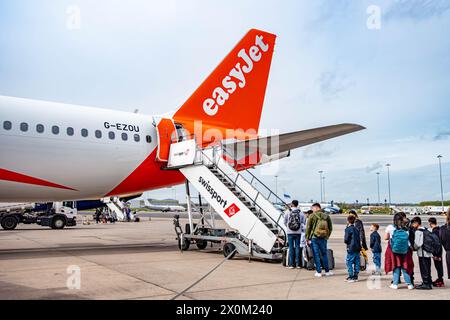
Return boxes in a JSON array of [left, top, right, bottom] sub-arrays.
[[283, 201, 450, 290]]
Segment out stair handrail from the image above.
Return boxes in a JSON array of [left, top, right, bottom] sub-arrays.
[[219, 144, 290, 210], [197, 146, 287, 249]]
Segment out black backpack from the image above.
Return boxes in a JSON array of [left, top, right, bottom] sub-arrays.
[[288, 210, 301, 231], [421, 229, 442, 257]]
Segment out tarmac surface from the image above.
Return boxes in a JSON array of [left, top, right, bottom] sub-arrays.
[[0, 214, 448, 300]]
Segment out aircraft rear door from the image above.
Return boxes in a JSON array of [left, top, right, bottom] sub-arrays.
[[155, 118, 177, 162]]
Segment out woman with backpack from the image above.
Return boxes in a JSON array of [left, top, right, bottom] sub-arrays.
[[384, 213, 415, 290]]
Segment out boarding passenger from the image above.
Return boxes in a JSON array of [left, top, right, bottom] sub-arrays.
[[349, 210, 369, 271], [284, 200, 306, 269], [126, 206, 132, 222], [440, 210, 450, 280], [384, 213, 414, 290], [411, 217, 433, 290], [399, 211, 416, 284], [95, 208, 102, 224], [428, 217, 444, 287], [370, 223, 382, 275], [348, 210, 368, 251], [299, 212, 308, 267], [110, 208, 117, 223], [102, 209, 110, 223], [399, 212, 416, 250], [306, 203, 333, 277], [344, 215, 361, 282]]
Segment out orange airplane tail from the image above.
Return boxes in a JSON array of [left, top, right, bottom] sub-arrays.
[[173, 29, 276, 144]]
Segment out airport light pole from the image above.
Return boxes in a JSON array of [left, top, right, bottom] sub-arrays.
[[386, 163, 392, 210], [376, 172, 381, 207], [438, 155, 444, 213], [322, 176, 326, 203], [318, 171, 323, 203]]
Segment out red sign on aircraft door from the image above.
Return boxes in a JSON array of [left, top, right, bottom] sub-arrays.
[[156, 118, 177, 162]]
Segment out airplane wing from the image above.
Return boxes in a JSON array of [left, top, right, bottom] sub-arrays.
[[223, 123, 365, 159]]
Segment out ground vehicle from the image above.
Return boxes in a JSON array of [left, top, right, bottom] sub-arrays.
[[0, 201, 77, 230]]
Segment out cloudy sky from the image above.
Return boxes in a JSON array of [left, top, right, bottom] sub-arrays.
[[1, 0, 449, 203]]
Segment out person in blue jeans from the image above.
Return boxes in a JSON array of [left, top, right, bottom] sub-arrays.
[[344, 215, 361, 282], [370, 223, 382, 275], [305, 203, 333, 277], [284, 200, 306, 269]]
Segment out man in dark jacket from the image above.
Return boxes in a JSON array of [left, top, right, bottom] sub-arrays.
[[428, 217, 444, 287], [344, 215, 361, 282]]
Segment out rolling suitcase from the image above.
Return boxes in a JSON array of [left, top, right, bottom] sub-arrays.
[[320, 249, 335, 270], [360, 248, 368, 271], [304, 245, 316, 270], [282, 247, 306, 268], [304, 245, 335, 271]]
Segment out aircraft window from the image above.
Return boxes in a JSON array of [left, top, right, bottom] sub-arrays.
[[108, 131, 115, 140], [67, 127, 74, 136], [52, 125, 59, 135], [134, 134, 140, 142], [121, 132, 128, 141], [81, 128, 88, 137], [3, 121, 12, 130], [20, 122, 28, 132], [95, 130, 102, 139], [36, 124, 44, 133], [146, 135, 152, 143]]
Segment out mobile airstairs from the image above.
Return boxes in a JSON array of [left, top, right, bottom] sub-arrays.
[[166, 138, 288, 261], [101, 197, 126, 221]]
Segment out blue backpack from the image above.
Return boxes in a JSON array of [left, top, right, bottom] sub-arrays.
[[390, 228, 409, 254]]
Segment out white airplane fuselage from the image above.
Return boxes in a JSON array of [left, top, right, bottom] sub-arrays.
[[0, 96, 185, 202]]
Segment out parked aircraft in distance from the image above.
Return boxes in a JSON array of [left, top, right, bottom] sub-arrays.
[[143, 200, 186, 212]]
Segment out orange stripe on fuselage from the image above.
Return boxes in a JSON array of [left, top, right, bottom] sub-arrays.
[[105, 148, 185, 197], [0, 168, 78, 191]]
